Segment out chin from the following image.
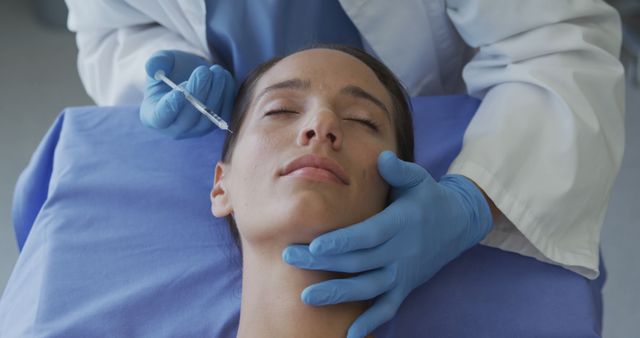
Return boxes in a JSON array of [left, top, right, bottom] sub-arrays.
[[270, 192, 357, 243], [239, 189, 381, 245]]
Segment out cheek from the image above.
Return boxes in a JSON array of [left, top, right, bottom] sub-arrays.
[[349, 145, 391, 211], [347, 134, 394, 186], [233, 128, 287, 169], [361, 159, 389, 197], [224, 127, 292, 216]]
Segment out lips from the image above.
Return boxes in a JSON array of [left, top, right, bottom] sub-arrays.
[[281, 154, 350, 185]]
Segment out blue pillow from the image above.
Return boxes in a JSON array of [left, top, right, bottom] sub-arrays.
[[1, 96, 604, 337]]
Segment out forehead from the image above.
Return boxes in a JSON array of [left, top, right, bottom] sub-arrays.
[[253, 48, 392, 105]]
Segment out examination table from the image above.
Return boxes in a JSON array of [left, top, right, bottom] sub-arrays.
[[0, 95, 605, 337]]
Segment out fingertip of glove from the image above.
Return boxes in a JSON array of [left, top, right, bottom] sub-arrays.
[[300, 288, 313, 305], [187, 66, 213, 93], [378, 150, 398, 169], [167, 90, 186, 110], [209, 64, 226, 74], [209, 65, 235, 85], [379, 150, 396, 161], [302, 286, 335, 306], [309, 238, 337, 255], [281, 246, 300, 264], [149, 90, 185, 128], [146, 51, 175, 79], [346, 326, 367, 338], [193, 65, 210, 76], [308, 240, 323, 255], [281, 247, 290, 263]]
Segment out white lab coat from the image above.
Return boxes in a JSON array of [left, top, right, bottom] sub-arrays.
[[65, 0, 625, 279]]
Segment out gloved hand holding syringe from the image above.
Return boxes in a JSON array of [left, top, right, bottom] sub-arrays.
[[153, 70, 233, 133]]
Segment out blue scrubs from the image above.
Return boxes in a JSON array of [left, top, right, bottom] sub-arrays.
[[205, 0, 362, 83]]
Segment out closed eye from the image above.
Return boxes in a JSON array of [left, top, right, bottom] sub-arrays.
[[264, 110, 380, 132], [265, 109, 299, 116], [344, 118, 380, 132]]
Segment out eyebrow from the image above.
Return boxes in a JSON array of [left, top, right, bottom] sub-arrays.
[[256, 78, 391, 121], [339, 85, 391, 121], [255, 78, 311, 102]]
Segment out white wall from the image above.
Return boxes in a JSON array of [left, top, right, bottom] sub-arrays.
[[0, 0, 92, 294]]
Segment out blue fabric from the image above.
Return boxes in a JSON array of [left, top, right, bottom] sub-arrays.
[[11, 114, 63, 250], [2, 96, 604, 337], [204, 0, 362, 83]]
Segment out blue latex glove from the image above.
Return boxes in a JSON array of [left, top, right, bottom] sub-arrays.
[[140, 50, 236, 139], [282, 150, 494, 338]]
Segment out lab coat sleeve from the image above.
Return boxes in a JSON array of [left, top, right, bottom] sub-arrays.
[[65, 0, 212, 105], [445, 0, 625, 279]]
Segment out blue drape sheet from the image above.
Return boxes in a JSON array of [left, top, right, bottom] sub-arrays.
[[1, 96, 605, 337]]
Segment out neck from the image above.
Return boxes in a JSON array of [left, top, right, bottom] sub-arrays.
[[236, 242, 372, 338]]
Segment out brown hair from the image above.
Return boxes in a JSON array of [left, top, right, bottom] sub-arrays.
[[220, 44, 414, 250]]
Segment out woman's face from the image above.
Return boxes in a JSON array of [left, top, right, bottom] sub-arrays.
[[212, 48, 399, 247]]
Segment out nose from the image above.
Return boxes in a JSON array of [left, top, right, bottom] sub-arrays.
[[297, 109, 343, 150]]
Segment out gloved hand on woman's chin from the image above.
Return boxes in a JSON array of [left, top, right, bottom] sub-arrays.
[[283, 150, 495, 338], [140, 50, 236, 139]]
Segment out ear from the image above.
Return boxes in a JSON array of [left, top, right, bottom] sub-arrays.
[[211, 162, 233, 217]]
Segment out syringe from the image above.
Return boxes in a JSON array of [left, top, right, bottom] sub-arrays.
[[154, 70, 233, 133]]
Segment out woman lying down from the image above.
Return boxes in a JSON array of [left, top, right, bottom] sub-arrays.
[[210, 44, 414, 338]]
